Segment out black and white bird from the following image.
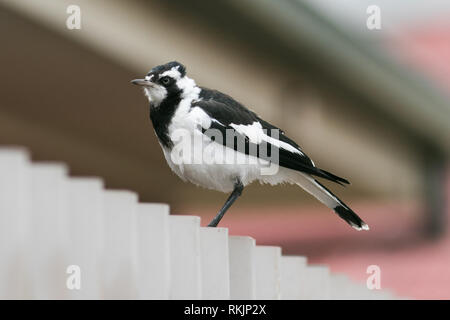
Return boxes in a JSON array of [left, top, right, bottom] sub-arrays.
[[132, 61, 369, 231]]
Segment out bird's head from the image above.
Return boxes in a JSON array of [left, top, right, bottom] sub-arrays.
[[132, 61, 197, 106]]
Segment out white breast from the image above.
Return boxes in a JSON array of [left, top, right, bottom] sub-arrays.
[[163, 104, 297, 193]]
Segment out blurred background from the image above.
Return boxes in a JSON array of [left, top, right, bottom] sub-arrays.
[[0, 0, 449, 299]]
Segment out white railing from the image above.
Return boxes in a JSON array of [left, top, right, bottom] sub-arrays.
[[0, 146, 397, 299]]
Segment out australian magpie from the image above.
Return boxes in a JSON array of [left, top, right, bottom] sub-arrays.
[[131, 61, 369, 231]]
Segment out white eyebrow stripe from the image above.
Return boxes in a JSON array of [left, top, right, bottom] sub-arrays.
[[145, 74, 154, 81], [160, 66, 182, 79]]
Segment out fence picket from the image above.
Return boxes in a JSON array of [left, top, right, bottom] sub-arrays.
[[254, 246, 282, 300], [0, 146, 400, 300], [66, 177, 104, 299], [200, 227, 230, 299], [280, 256, 307, 299], [135, 203, 170, 299], [168, 215, 202, 299], [229, 236, 256, 300], [102, 190, 138, 299], [0, 148, 30, 299], [28, 163, 70, 299]]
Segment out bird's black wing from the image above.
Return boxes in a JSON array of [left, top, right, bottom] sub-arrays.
[[194, 89, 349, 185]]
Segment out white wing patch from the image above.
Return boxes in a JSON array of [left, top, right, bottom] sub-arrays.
[[230, 121, 304, 156]]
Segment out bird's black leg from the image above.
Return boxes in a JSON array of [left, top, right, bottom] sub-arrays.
[[208, 180, 244, 227]]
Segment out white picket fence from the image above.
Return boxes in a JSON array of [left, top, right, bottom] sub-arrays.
[[0, 146, 397, 299]]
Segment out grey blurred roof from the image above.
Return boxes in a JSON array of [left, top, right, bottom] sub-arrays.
[[2, 0, 449, 153], [224, 0, 450, 153]]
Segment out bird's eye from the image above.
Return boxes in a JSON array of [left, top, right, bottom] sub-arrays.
[[160, 77, 171, 85]]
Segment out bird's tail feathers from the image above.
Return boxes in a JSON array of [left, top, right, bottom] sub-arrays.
[[315, 168, 350, 186], [293, 173, 369, 231]]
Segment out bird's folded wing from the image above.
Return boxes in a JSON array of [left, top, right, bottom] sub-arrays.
[[193, 99, 349, 185]]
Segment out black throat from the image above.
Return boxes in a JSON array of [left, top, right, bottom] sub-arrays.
[[149, 94, 182, 148]]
